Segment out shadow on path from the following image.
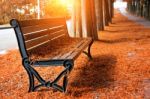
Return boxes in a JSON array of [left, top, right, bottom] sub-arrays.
[[104, 29, 131, 33], [98, 38, 133, 44], [68, 54, 117, 97]]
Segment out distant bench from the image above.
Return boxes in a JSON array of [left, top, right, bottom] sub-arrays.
[[10, 18, 93, 92]]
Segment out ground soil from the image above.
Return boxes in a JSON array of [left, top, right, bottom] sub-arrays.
[[0, 10, 150, 99]]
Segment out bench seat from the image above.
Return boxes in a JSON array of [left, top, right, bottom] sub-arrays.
[[29, 37, 92, 61]]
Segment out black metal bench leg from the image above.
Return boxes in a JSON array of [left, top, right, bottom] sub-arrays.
[[24, 65, 49, 92], [27, 68, 35, 92], [83, 40, 93, 60], [24, 65, 70, 92], [63, 75, 68, 92], [62, 60, 73, 92], [23, 66, 35, 92], [51, 61, 73, 92], [23, 59, 46, 92], [23, 59, 73, 92]]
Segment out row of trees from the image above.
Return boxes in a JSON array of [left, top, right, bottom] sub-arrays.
[[0, 0, 71, 24], [72, 0, 114, 40], [0, 0, 37, 24], [0, 0, 114, 40], [127, 0, 150, 20]]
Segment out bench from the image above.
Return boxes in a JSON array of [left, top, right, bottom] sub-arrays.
[[10, 18, 93, 92]]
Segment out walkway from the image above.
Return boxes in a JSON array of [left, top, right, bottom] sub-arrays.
[[0, 24, 18, 54], [119, 8, 150, 28]]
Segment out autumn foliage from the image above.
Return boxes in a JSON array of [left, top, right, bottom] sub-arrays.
[[0, 0, 72, 24]]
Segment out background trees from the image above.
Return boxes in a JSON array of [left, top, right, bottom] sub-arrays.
[[0, 0, 37, 24], [72, 0, 114, 39], [0, 0, 71, 24], [0, 0, 115, 40], [127, 0, 150, 20]]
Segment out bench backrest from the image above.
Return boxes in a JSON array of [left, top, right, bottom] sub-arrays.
[[10, 18, 69, 59]]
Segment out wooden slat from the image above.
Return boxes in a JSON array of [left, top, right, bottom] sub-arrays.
[[52, 38, 92, 60], [22, 24, 66, 34], [52, 54, 64, 60], [66, 38, 92, 60], [26, 35, 50, 50], [24, 26, 67, 41], [24, 29, 48, 41], [59, 50, 75, 59], [26, 29, 68, 51], [19, 18, 66, 27], [48, 29, 68, 41], [57, 40, 86, 59], [67, 50, 80, 60]]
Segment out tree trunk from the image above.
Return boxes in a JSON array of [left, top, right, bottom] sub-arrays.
[[83, 0, 98, 40], [110, 0, 114, 18], [148, 0, 150, 20], [104, 0, 109, 26], [75, 0, 82, 37], [136, 0, 141, 16], [72, 0, 76, 37], [95, 0, 104, 31], [108, 0, 112, 23], [99, 0, 104, 31]]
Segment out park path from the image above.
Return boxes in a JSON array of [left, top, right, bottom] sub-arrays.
[[98, 9, 150, 98], [119, 8, 150, 28], [0, 24, 18, 54]]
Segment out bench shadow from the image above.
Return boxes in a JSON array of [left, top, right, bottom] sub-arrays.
[[68, 54, 117, 97], [98, 38, 133, 44], [98, 35, 150, 44], [109, 24, 137, 27], [104, 29, 130, 33]]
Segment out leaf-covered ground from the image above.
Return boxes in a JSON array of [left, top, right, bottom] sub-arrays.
[[0, 10, 150, 99]]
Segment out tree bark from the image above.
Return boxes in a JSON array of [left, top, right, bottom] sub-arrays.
[[84, 0, 98, 40], [104, 0, 109, 26], [99, 0, 104, 31], [75, 0, 82, 37], [108, 0, 112, 23], [95, 0, 104, 31]]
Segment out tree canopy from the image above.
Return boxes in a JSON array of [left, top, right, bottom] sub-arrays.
[[0, 0, 72, 24]]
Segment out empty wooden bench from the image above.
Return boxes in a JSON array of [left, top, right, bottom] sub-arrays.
[[10, 18, 93, 92]]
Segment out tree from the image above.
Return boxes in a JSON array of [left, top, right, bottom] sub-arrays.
[[0, 0, 37, 24], [84, 0, 98, 40], [104, 0, 110, 26], [99, 0, 104, 31], [95, 0, 104, 31], [73, 0, 82, 37]]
